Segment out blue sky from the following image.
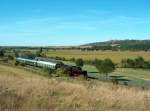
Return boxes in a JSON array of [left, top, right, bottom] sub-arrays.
[[0, 0, 150, 46]]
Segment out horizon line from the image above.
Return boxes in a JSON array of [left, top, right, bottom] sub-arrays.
[[0, 39, 150, 47]]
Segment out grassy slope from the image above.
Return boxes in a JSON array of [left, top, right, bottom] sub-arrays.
[[46, 50, 150, 62], [0, 64, 150, 111]]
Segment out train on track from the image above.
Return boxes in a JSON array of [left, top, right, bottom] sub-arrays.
[[16, 57, 87, 77]]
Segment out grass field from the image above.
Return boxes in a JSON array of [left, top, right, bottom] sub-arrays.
[[87, 68, 150, 88], [0, 64, 150, 111], [62, 61, 150, 88], [46, 50, 150, 62]]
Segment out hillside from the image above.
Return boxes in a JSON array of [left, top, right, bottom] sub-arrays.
[[0, 64, 150, 111], [84, 40, 150, 51]]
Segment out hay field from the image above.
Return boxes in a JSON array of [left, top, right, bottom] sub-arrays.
[[46, 50, 150, 62], [0, 64, 150, 111]]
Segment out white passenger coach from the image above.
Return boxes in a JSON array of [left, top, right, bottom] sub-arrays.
[[16, 57, 62, 69]]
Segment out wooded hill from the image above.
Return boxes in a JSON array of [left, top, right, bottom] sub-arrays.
[[84, 40, 150, 51]]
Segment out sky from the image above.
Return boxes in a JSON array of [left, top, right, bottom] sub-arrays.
[[0, 0, 150, 46]]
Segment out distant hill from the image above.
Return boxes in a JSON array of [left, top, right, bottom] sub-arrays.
[[83, 40, 150, 51]]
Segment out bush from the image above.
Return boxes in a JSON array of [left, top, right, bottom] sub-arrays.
[[93, 59, 102, 66], [55, 68, 67, 77], [8, 55, 14, 60], [84, 60, 93, 65], [1, 58, 8, 62], [144, 61, 150, 69], [35, 51, 41, 57], [20, 52, 35, 59], [15, 61, 19, 66], [120, 57, 150, 69], [0, 49, 5, 57], [43, 67, 54, 76], [70, 58, 75, 62], [121, 58, 135, 68], [20, 63, 25, 66], [111, 77, 119, 84], [75, 58, 84, 68], [134, 57, 145, 68]]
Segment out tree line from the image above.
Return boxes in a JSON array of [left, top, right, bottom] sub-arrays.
[[120, 57, 150, 69]]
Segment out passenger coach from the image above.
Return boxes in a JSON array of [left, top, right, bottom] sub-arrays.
[[16, 57, 63, 69]]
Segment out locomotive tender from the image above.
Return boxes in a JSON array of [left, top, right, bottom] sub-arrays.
[[16, 57, 87, 77]]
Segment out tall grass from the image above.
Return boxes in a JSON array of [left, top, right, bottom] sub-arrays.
[[0, 67, 149, 111]]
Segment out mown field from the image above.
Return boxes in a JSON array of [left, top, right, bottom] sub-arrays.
[[63, 61, 150, 88], [46, 50, 150, 62], [0, 64, 150, 111]]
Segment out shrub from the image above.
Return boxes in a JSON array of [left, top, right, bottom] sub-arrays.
[[75, 58, 84, 68], [15, 61, 19, 66], [43, 67, 54, 76], [120, 57, 150, 69], [20, 52, 35, 59], [111, 77, 119, 84], [70, 58, 75, 62], [134, 57, 145, 68], [20, 63, 25, 66], [0, 49, 5, 57], [8, 55, 14, 60], [35, 51, 41, 57], [121, 58, 135, 68], [55, 68, 66, 77]]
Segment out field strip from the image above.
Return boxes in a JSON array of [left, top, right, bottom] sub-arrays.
[[0, 64, 40, 77], [119, 73, 150, 81]]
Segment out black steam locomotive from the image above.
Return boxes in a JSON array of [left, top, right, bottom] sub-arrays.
[[61, 65, 87, 77]]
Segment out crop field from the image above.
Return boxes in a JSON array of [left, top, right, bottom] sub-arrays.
[[0, 64, 150, 111], [46, 50, 150, 62]]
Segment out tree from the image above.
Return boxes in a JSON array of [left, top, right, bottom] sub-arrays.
[[8, 55, 14, 60], [20, 52, 35, 59], [134, 57, 145, 68], [144, 61, 150, 69], [70, 58, 75, 62], [75, 58, 84, 68], [35, 48, 43, 57], [39, 47, 43, 53], [15, 60, 19, 66], [0, 49, 5, 57], [95, 59, 115, 79], [121, 57, 150, 69], [35, 51, 41, 57], [93, 59, 102, 67], [14, 50, 19, 57], [121, 58, 135, 68]]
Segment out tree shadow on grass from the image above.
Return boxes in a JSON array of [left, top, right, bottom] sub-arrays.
[[88, 71, 99, 73], [110, 75, 131, 85]]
